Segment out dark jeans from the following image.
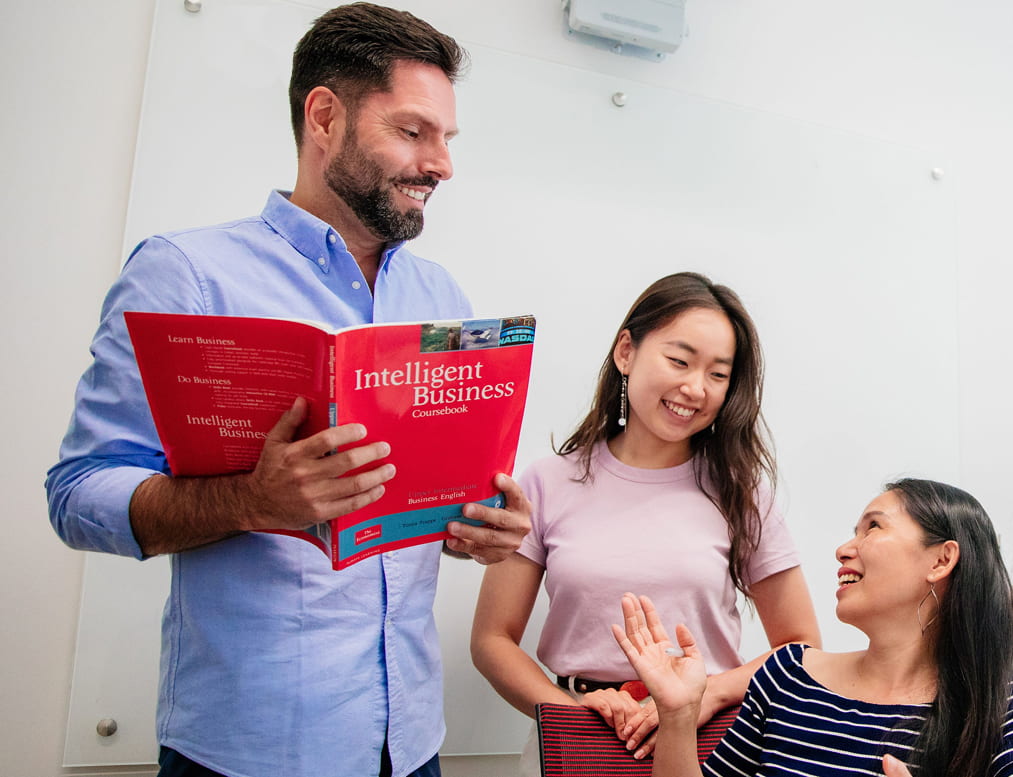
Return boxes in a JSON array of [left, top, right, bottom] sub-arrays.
[[158, 743, 442, 777], [157, 748, 226, 777]]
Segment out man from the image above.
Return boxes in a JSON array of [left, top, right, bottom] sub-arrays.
[[46, 5, 530, 777]]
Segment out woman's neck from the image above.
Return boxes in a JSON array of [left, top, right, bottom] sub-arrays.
[[606, 431, 691, 469], [856, 633, 938, 703], [808, 635, 937, 705]]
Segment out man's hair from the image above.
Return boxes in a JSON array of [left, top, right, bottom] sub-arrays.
[[289, 2, 467, 149]]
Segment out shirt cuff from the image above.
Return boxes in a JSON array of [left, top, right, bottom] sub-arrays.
[[62, 466, 160, 559]]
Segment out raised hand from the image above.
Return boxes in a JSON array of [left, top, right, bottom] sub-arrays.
[[611, 594, 708, 720]]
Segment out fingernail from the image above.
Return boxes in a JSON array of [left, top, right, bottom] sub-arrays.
[[379, 442, 391, 456]]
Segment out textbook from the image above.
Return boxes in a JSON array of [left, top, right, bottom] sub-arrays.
[[124, 311, 536, 569]]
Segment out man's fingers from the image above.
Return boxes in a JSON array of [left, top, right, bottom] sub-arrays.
[[460, 477, 529, 530], [293, 422, 371, 460], [495, 472, 531, 513], [265, 397, 309, 444]]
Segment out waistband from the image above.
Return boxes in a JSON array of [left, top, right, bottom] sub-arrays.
[[556, 674, 627, 694], [556, 675, 650, 701]]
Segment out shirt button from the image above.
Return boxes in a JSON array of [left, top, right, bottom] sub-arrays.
[[351, 281, 362, 290], [328, 233, 336, 244], [317, 257, 326, 267]]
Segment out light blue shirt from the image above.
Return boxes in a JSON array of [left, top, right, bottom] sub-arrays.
[[46, 191, 473, 777]]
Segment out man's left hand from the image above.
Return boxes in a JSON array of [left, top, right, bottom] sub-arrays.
[[444, 473, 531, 564]]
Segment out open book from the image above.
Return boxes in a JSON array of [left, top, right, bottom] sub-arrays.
[[125, 311, 536, 569]]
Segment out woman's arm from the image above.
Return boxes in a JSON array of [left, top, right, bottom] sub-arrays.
[[471, 553, 578, 717], [697, 565, 820, 723]]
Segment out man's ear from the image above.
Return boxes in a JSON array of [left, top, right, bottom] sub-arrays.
[[928, 539, 960, 583], [613, 330, 633, 375], [301, 86, 347, 154]]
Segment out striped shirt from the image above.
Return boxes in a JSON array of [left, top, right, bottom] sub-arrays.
[[704, 643, 1013, 777]]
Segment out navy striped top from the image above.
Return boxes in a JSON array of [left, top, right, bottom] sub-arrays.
[[703, 643, 1013, 776]]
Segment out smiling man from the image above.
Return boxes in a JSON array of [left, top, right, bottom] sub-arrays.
[[45, 5, 530, 777]]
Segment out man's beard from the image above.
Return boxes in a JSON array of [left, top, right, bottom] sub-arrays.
[[324, 133, 435, 243]]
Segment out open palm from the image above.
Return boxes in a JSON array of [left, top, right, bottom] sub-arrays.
[[612, 594, 708, 717]]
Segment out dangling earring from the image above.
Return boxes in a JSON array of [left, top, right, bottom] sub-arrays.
[[917, 582, 939, 634], [618, 374, 627, 429]]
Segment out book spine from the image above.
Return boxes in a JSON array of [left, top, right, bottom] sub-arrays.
[[328, 343, 337, 427]]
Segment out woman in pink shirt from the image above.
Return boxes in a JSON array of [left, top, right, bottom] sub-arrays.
[[471, 272, 821, 771]]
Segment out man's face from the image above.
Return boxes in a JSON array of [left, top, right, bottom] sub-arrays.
[[324, 61, 458, 242]]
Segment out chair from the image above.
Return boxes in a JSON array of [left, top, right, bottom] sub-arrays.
[[535, 702, 739, 777]]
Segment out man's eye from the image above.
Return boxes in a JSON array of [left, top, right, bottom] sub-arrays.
[[402, 128, 419, 139]]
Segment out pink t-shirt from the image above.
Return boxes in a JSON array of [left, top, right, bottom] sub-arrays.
[[517, 441, 800, 681]]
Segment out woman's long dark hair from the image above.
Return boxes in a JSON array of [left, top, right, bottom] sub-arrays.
[[887, 478, 1013, 777], [556, 272, 774, 597]]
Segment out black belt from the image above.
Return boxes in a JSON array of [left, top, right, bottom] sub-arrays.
[[556, 674, 628, 694]]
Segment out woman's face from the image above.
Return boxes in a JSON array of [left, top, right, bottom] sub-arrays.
[[612, 307, 735, 468], [834, 490, 941, 631]]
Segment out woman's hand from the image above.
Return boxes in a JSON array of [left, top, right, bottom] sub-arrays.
[[580, 689, 644, 750], [883, 754, 913, 777], [581, 690, 660, 759], [611, 593, 707, 720]]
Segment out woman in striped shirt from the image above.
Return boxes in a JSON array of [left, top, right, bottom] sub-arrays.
[[615, 478, 1013, 777]]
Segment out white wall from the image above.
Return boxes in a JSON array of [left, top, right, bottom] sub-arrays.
[[3, 1, 1012, 776], [1, 2, 155, 776]]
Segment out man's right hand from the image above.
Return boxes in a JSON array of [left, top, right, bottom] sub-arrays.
[[242, 397, 394, 531], [129, 397, 394, 555]]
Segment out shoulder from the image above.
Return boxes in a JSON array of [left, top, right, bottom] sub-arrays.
[[125, 214, 265, 274], [755, 643, 818, 689], [143, 213, 264, 253], [518, 449, 585, 497]]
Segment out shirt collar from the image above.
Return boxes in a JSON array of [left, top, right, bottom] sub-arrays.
[[261, 190, 406, 274]]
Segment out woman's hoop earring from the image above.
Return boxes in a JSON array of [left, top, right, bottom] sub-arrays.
[[917, 582, 940, 634], [618, 374, 628, 429]]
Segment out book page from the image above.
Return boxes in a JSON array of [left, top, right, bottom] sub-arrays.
[[126, 312, 332, 475]]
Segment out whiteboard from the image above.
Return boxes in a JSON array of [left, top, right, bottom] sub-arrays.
[[66, 0, 957, 765]]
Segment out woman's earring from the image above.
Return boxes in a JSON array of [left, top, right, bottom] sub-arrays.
[[618, 374, 628, 429], [917, 582, 939, 634]]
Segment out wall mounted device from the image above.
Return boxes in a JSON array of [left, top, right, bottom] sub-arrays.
[[565, 0, 687, 57]]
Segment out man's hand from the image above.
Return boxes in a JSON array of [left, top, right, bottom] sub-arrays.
[[241, 397, 395, 532], [130, 397, 395, 555], [444, 473, 531, 564]]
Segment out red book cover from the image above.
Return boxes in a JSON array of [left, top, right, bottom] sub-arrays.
[[124, 311, 536, 569]]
